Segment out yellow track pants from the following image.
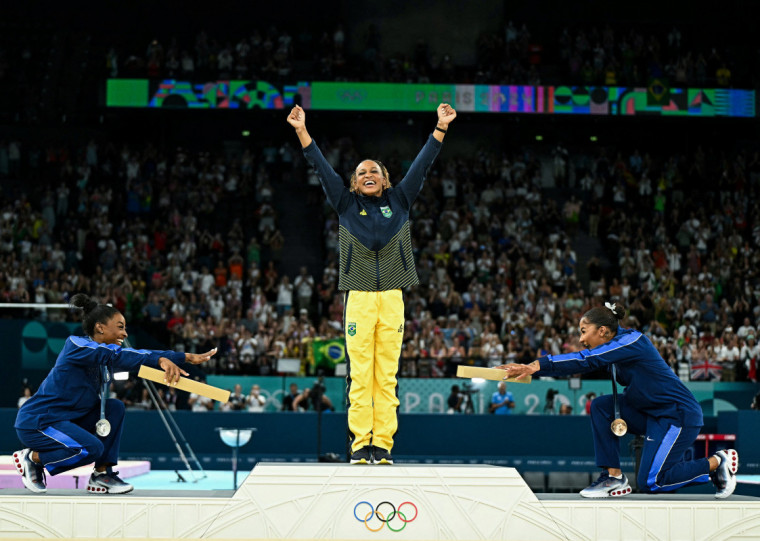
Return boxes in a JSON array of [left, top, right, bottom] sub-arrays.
[[344, 289, 404, 453]]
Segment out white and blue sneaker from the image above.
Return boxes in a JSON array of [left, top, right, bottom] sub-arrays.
[[13, 448, 47, 493], [711, 449, 738, 499], [87, 469, 133, 494], [580, 472, 631, 498]]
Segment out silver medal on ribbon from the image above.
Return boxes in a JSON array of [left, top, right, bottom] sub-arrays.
[[97, 365, 111, 436]]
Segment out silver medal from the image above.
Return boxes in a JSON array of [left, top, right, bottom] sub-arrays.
[[97, 365, 111, 436], [96, 418, 111, 437]]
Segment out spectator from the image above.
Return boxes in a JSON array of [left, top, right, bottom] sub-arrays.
[[447, 385, 463, 413], [18, 386, 32, 408], [584, 392, 597, 415], [246, 384, 266, 412], [281, 383, 301, 411], [294, 266, 314, 314], [489, 381, 515, 415], [224, 383, 246, 411]]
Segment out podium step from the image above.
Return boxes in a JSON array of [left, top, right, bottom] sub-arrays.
[[1, 463, 759, 540]]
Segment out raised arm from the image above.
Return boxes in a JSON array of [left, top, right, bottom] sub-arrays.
[[288, 104, 351, 212], [394, 103, 457, 208]]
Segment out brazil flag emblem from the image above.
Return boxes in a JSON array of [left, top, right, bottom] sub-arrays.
[[380, 206, 392, 218], [347, 322, 357, 336], [312, 338, 346, 367]]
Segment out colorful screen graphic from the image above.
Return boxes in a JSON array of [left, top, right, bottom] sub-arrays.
[[106, 79, 756, 118]]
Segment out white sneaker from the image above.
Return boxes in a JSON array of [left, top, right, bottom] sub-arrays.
[[13, 448, 47, 493], [711, 449, 738, 499], [580, 472, 631, 498], [87, 469, 134, 494]]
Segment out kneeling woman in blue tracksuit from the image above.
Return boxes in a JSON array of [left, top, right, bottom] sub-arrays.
[[500, 302, 739, 498], [13, 293, 216, 494]]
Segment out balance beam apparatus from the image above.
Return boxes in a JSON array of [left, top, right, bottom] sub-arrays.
[[138, 365, 230, 403], [457, 365, 532, 383]]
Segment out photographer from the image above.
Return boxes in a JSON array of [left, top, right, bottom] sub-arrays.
[[490, 381, 515, 415], [544, 388, 559, 414], [293, 382, 333, 412], [447, 385, 464, 414]]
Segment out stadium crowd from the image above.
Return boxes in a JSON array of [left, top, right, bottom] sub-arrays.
[[1, 15, 759, 419], [100, 21, 745, 88], [1, 124, 759, 390]]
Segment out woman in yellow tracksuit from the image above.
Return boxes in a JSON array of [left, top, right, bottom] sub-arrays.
[[287, 103, 456, 464]]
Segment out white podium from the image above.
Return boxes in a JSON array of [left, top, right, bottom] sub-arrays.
[[1, 463, 759, 540]]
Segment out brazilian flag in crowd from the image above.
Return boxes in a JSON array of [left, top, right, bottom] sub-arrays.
[[647, 77, 670, 106], [312, 338, 346, 368]]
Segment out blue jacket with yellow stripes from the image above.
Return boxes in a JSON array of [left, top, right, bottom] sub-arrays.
[[303, 134, 442, 292], [537, 327, 703, 427], [15, 336, 185, 430]]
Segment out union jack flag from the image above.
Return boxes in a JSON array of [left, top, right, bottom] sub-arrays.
[[690, 359, 723, 381]]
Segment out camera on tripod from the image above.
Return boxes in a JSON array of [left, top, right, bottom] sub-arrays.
[[461, 382, 479, 414], [462, 382, 479, 395]]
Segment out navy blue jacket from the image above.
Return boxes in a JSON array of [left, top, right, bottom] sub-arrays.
[[537, 327, 703, 427], [15, 336, 185, 430], [303, 134, 442, 291]]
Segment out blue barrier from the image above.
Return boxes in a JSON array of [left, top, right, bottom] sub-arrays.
[[2, 409, 757, 473]]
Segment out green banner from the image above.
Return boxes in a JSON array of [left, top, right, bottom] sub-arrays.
[[309, 82, 456, 111], [105, 79, 756, 117]]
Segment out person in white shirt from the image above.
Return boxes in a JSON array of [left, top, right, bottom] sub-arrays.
[[736, 318, 754, 339], [188, 376, 214, 412], [717, 333, 741, 382], [276, 276, 294, 316], [18, 386, 32, 409], [246, 384, 266, 412], [294, 267, 314, 314]]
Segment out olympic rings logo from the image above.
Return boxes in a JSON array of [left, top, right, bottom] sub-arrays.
[[353, 501, 418, 532]]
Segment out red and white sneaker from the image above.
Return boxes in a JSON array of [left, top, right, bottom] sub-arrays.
[[711, 449, 739, 499]]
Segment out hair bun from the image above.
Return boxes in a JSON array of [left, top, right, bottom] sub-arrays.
[[70, 293, 99, 315]]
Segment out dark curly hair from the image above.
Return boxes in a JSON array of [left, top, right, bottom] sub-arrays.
[[69, 293, 120, 337], [581, 302, 626, 336]]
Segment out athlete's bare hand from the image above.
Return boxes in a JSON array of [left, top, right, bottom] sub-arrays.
[[287, 105, 306, 130], [437, 103, 457, 127], [494, 362, 538, 381], [185, 348, 217, 365], [158, 357, 188, 385]]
